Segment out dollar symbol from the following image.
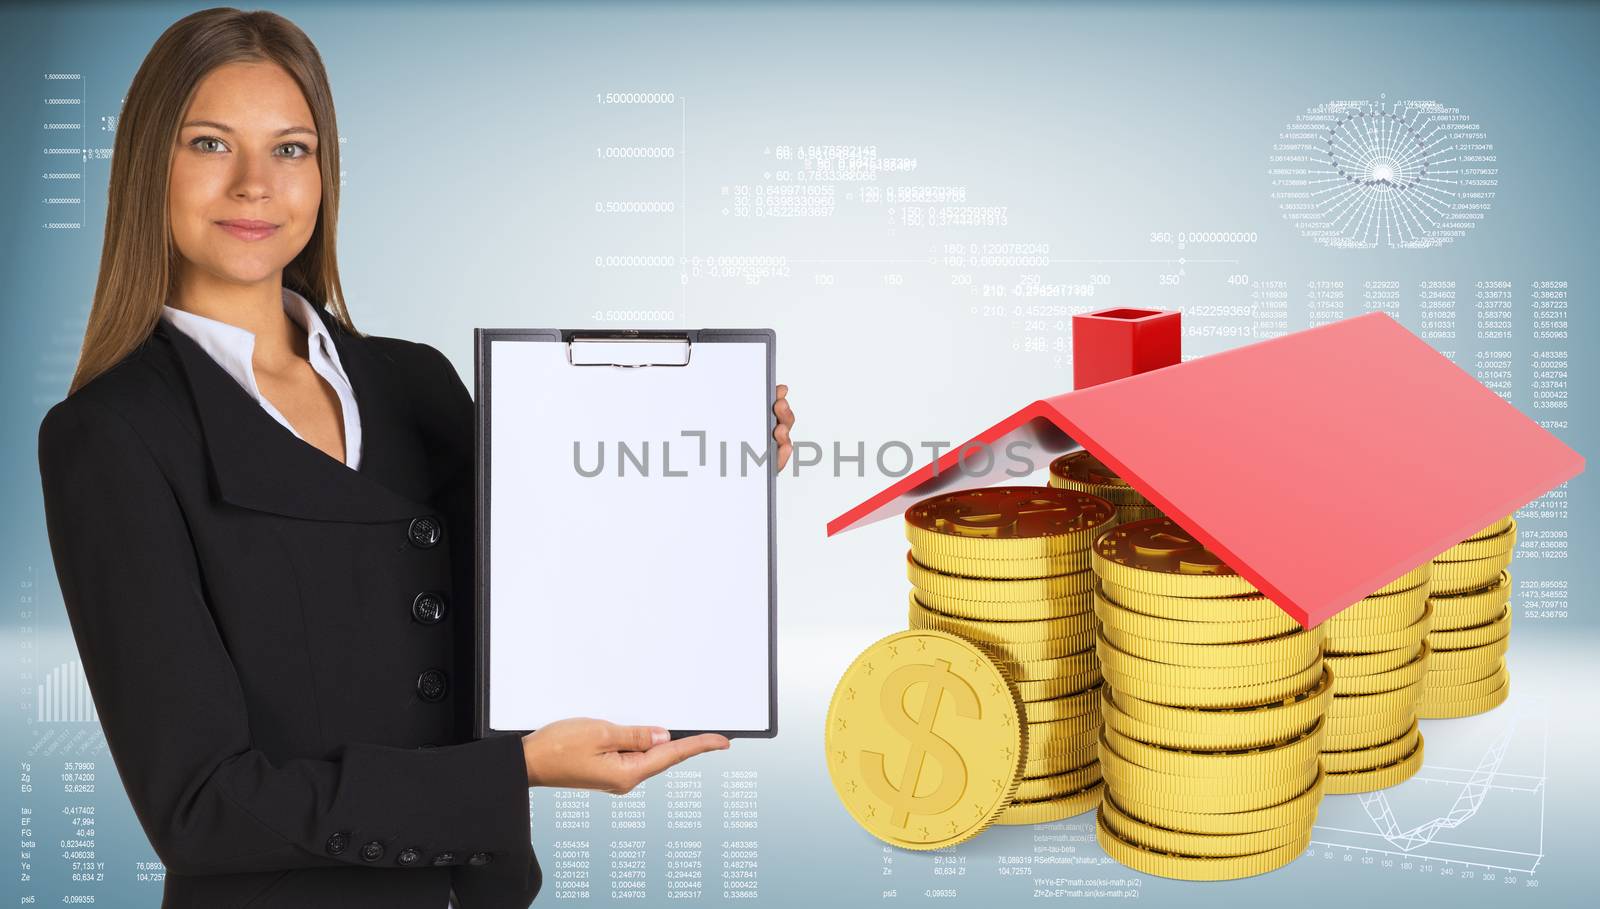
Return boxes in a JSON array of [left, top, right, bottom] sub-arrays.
[[936, 497, 1075, 538], [1131, 524, 1230, 575], [861, 658, 978, 829]]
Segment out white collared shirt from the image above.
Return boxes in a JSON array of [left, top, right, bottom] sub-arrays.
[[160, 287, 363, 469]]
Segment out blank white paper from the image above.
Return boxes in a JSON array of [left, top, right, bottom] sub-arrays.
[[487, 338, 771, 732]]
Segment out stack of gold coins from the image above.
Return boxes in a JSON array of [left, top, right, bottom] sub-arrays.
[[1318, 564, 1431, 793], [905, 486, 1119, 825], [1089, 517, 1332, 880], [1419, 515, 1516, 718], [1049, 451, 1163, 524]]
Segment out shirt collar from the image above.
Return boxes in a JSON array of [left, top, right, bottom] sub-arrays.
[[159, 287, 350, 395]]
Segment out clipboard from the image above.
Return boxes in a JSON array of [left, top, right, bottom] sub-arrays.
[[474, 328, 777, 739]]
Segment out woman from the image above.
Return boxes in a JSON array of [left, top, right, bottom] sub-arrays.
[[36, 8, 795, 909]]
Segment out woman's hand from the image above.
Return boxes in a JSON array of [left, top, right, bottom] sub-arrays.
[[773, 384, 795, 471], [521, 718, 730, 794]]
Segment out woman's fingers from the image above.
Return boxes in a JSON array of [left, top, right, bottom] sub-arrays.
[[609, 723, 669, 753], [773, 390, 794, 428], [772, 384, 794, 472], [620, 733, 731, 783]]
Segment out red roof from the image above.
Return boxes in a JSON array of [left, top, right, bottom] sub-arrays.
[[827, 311, 1584, 627]]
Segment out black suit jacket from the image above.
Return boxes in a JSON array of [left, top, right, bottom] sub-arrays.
[[37, 304, 541, 908]]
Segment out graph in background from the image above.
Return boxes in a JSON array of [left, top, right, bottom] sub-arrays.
[[1311, 708, 1546, 876], [35, 658, 97, 723], [1269, 96, 1498, 250]]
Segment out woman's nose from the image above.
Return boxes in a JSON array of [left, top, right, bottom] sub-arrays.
[[229, 150, 273, 201]]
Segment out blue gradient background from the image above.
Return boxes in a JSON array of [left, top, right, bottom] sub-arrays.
[[3, 1, 1596, 905]]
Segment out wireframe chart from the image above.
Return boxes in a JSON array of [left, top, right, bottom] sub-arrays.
[[1270, 97, 1499, 250], [1310, 710, 1545, 877]]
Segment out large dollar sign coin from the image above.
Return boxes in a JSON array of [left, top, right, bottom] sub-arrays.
[[1092, 516, 1259, 597], [905, 486, 1117, 560], [825, 630, 1027, 849]]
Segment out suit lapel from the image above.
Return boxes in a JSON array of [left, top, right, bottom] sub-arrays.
[[157, 306, 431, 523]]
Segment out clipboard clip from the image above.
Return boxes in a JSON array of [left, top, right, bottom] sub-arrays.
[[565, 333, 693, 368]]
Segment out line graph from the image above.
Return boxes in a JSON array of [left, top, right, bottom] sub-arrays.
[[1310, 711, 1545, 875]]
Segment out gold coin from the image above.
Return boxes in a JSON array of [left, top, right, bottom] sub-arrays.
[[1100, 622, 1324, 669], [1325, 645, 1418, 678], [1464, 514, 1514, 541], [1094, 589, 1300, 643], [1028, 718, 1101, 753], [1023, 692, 1101, 724], [1018, 675, 1101, 702], [905, 486, 1117, 559], [999, 650, 1099, 682], [916, 588, 1095, 622], [1097, 578, 1290, 624], [1109, 767, 1325, 836], [1101, 717, 1326, 779], [1100, 732, 1320, 797], [1116, 504, 1166, 523], [1092, 517, 1260, 598], [1047, 451, 1151, 507], [909, 592, 1096, 644], [1100, 761, 1320, 813], [1028, 737, 1101, 765], [1019, 665, 1101, 693], [1095, 813, 1312, 880], [1321, 721, 1421, 773], [1098, 630, 1320, 688], [1424, 659, 1502, 687], [907, 552, 1096, 603], [1420, 662, 1508, 703], [982, 633, 1097, 664], [1328, 602, 1432, 654], [1103, 659, 1324, 709], [1416, 677, 1509, 718], [995, 781, 1104, 825], [1435, 519, 1517, 562], [1107, 667, 1331, 739], [1325, 581, 1430, 627], [1323, 739, 1424, 794], [1371, 563, 1432, 596], [1327, 677, 1424, 718], [1100, 795, 1307, 858], [1325, 592, 1429, 637], [1426, 607, 1510, 650], [1015, 761, 1102, 801], [1431, 550, 1513, 595], [1323, 710, 1415, 752], [1024, 745, 1099, 777], [824, 629, 1025, 850], [1101, 687, 1321, 752], [1332, 643, 1430, 696], [916, 546, 1094, 580], [1429, 571, 1512, 631], [1427, 635, 1508, 673]]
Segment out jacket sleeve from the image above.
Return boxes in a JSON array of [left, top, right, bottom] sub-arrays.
[[37, 393, 534, 878]]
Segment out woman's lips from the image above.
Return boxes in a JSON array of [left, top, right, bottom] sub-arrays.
[[215, 219, 278, 241]]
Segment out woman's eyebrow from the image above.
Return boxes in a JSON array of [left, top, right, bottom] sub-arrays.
[[181, 119, 316, 137]]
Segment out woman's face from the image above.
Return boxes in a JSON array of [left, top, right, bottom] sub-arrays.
[[169, 61, 321, 288]]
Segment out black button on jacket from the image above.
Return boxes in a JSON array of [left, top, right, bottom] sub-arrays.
[[36, 305, 541, 908]]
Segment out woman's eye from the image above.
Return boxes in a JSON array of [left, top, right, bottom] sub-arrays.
[[190, 136, 225, 153], [278, 142, 313, 159]]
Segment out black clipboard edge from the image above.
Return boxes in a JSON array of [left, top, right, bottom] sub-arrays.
[[473, 328, 778, 743]]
